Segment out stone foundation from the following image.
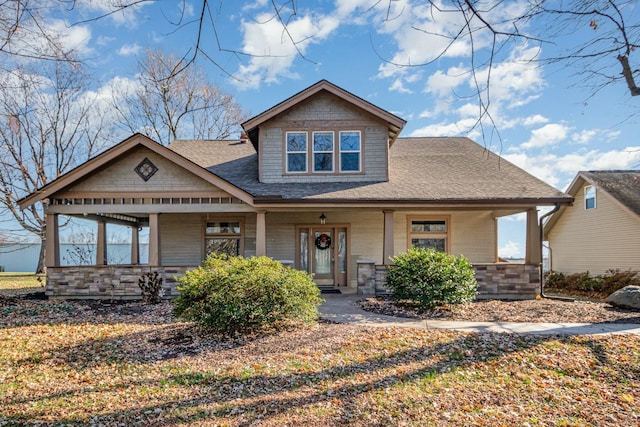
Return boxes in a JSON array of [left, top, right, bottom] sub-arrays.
[[357, 261, 540, 299], [46, 265, 196, 300], [473, 263, 540, 299]]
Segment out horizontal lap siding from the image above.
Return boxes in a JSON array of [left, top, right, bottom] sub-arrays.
[[264, 210, 496, 286], [394, 211, 496, 263], [549, 185, 640, 275], [159, 213, 257, 265], [160, 214, 203, 266]]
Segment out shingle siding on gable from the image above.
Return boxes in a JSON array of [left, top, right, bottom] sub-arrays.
[[259, 93, 389, 183], [548, 183, 640, 275], [67, 147, 224, 194]]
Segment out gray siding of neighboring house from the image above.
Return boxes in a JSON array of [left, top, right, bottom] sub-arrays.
[[548, 183, 640, 275], [259, 93, 390, 183]]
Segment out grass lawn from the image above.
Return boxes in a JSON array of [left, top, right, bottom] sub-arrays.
[[0, 297, 639, 426], [0, 273, 43, 297]]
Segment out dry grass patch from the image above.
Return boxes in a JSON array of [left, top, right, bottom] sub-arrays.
[[0, 274, 43, 297], [1, 299, 639, 426]]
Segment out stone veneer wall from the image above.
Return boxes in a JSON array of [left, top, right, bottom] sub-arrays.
[[46, 266, 196, 299], [357, 261, 540, 299]]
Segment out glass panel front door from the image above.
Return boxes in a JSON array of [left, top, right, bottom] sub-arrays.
[[313, 230, 333, 282], [298, 226, 348, 287]]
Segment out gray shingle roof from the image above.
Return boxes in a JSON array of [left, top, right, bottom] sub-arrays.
[[169, 137, 571, 205], [581, 170, 640, 216]]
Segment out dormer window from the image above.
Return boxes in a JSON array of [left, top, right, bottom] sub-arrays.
[[313, 132, 334, 172], [584, 185, 596, 209], [339, 131, 361, 172], [286, 132, 308, 173], [285, 129, 362, 175]]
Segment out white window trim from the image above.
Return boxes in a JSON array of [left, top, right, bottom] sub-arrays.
[[286, 131, 308, 173], [584, 185, 596, 210], [312, 131, 334, 173], [339, 130, 362, 173]]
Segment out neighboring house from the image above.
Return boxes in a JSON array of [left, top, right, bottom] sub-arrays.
[[544, 170, 640, 275], [19, 80, 572, 299]]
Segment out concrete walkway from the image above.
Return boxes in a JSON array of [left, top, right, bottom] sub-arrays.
[[319, 294, 640, 336]]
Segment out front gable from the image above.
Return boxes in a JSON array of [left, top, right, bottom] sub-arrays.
[[18, 133, 253, 210], [62, 145, 229, 197]]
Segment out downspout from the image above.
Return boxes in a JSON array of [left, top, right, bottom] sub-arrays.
[[539, 203, 574, 301]]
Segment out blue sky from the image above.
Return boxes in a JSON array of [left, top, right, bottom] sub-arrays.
[[17, 1, 640, 257]]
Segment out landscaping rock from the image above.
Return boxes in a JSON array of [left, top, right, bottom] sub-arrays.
[[606, 285, 640, 309]]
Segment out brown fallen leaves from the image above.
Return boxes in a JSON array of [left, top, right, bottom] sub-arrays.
[[0, 298, 639, 426], [358, 295, 640, 324]]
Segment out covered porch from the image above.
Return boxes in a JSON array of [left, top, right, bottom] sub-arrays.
[[42, 202, 546, 300]]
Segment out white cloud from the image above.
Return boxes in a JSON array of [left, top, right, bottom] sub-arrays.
[[425, 66, 469, 98], [504, 146, 640, 189], [571, 129, 598, 145], [523, 114, 549, 126], [118, 44, 141, 56], [499, 240, 522, 258], [235, 11, 340, 88], [73, 0, 148, 25], [96, 35, 115, 46], [389, 79, 412, 94], [409, 117, 480, 137], [519, 123, 570, 150], [49, 20, 93, 56]]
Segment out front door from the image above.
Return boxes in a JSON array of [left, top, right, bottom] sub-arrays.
[[298, 226, 348, 287]]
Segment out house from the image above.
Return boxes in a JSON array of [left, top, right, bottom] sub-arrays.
[[18, 80, 573, 299], [544, 170, 640, 275]]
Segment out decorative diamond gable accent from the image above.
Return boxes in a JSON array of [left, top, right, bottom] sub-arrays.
[[134, 157, 158, 182]]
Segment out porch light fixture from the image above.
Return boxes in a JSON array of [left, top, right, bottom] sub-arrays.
[[319, 213, 326, 225]]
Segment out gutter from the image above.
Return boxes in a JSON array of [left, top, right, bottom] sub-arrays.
[[538, 203, 574, 301]]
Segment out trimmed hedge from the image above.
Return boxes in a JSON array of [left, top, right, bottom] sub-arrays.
[[173, 254, 322, 334], [386, 247, 477, 309]]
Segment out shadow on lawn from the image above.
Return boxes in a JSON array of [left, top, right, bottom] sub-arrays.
[[3, 323, 639, 426]]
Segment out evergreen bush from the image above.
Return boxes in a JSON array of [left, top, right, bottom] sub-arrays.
[[173, 254, 322, 334], [386, 247, 477, 309]]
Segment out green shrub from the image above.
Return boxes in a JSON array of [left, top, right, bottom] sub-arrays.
[[545, 269, 640, 296], [173, 254, 322, 334], [386, 248, 477, 309]]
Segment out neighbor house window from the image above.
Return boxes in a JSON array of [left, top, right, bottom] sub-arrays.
[[286, 132, 308, 173], [313, 131, 334, 172], [339, 131, 361, 172], [205, 221, 243, 257], [408, 217, 448, 252], [584, 185, 596, 209]]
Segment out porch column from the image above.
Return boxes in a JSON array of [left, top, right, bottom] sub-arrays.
[[45, 213, 60, 268], [383, 210, 394, 265], [96, 220, 107, 265], [149, 213, 160, 266], [256, 211, 267, 257], [525, 208, 541, 265], [130, 226, 139, 265]]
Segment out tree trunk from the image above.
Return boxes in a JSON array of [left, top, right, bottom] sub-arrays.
[[36, 238, 46, 274], [617, 54, 640, 97]]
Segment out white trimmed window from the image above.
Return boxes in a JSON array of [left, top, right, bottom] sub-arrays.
[[584, 185, 596, 210], [313, 132, 334, 172], [408, 218, 448, 252], [205, 221, 243, 256], [339, 131, 361, 172], [286, 132, 308, 173]]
